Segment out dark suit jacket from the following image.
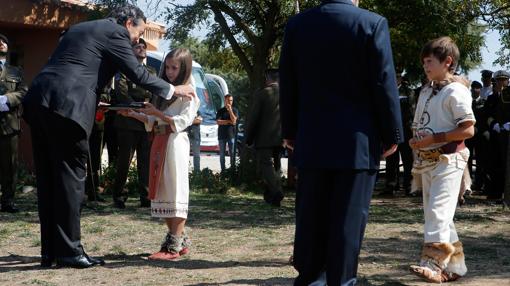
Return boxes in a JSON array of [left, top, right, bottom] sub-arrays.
[[23, 18, 170, 136], [245, 83, 282, 148], [279, 0, 403, 169]]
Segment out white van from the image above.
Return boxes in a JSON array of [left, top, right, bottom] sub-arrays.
[[146, 51, 227, 152]]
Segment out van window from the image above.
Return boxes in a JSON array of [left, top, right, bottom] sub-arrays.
[[207, 79, 225, 111], [192, 67, 217, 125]]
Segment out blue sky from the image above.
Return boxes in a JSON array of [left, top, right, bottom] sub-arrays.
[[466, 29, 505, 82]]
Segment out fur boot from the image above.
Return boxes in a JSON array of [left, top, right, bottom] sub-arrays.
[[410, 242, 456, 283], [444, 241, 467, 276]]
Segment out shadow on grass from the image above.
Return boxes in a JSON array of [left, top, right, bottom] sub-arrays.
[[0, 253, 291, 273], [100, 253, 290, 270], [184, 277, 294, 286]]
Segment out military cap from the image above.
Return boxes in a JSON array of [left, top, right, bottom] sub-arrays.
[[0, 33, 8, 45], [471, 80, 482, 89], [481, 69, 493, 78], [492, 70, 510, 80], [135, 38, 147, 48]]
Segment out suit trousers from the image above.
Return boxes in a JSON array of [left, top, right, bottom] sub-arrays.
[[113, 129, 150, 201], [255, 147, 283, 198], [85, 124, 104, 200], [0, 134, 18, 205], [486, 131, 508, 198], [385, 141, 413, 191], [293, 168, 377, 286], [26, 105, 87, 258]]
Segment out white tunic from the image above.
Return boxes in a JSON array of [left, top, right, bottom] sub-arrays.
[[412, 81, 475, 173], [145, 95, 200, 218]]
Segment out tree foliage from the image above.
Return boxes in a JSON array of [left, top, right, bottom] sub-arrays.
[[163, 0, 322, 91], [361, 0, 485, 82]]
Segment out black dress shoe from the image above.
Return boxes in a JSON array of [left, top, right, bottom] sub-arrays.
[[84, 253, 105, 266], [40, 255, 54, 268], [0, 202, 19, 213], [88, 194, 106, 202], [56, 255, 95, 268], [140, 198, 151, 208], [113, 199, 126, 209], [263, 191, 283, 207]]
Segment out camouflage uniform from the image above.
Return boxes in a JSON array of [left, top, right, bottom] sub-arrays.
[[0, 61, 28, 210]]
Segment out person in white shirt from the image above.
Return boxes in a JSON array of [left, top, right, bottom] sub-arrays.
[[409, 37, 475, 283]]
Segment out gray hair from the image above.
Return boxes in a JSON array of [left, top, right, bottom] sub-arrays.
[[109, 4, 146, 26]]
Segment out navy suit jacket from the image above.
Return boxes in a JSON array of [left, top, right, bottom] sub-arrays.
[[279, 0, 403, 170], [24, 18, 170, 136]]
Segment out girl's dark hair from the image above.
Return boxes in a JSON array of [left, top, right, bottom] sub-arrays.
[[153, 48, 193, 110], [109, 4, 146, 26], [420, 36, 460, 73]]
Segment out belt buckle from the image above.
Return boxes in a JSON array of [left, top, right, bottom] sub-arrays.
[[419, 149, 442, 162]]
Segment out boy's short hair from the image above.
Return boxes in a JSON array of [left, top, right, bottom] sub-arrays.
[[421, 36, 460, 73]]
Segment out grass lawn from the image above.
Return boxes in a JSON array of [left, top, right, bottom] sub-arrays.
[[0, 188, 509, 285]]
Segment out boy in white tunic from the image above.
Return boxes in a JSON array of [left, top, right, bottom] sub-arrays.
[[120, 48, 199, 260], [408, 37, 475, 283]]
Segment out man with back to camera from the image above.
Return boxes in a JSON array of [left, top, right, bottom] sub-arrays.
[[279, 0, 403, 285], [0, 33, 28, 213], [245, 68, 284, 207], [22, 4, 195, 269]]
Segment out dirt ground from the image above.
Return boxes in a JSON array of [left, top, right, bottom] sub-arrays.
[[0, 189, 509, 286]]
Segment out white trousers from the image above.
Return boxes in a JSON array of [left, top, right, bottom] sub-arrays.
[[420, 150, 468, 243]]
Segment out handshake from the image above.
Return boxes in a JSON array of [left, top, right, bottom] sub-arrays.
[[0, 95, 9, 112], [493, 122, 510, 133]]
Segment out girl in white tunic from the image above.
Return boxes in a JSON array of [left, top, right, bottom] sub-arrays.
[[120, 48, 199, 260], [408, 37, 475, 283]]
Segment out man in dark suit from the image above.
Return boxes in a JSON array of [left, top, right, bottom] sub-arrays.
[[279, 1, 403, 285], [0, 33, 28, 213], [22, 5, 194, 269], [245, 68, 284, 207]]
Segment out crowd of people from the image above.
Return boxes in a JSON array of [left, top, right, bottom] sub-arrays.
[[0, 0, 508, 285]]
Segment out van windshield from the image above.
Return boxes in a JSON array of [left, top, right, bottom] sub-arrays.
[[192, 67, 218, 125]]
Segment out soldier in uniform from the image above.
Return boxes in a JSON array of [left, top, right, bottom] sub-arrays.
[[467, 80, 488, 191], [484, 70, 510, 201], [0, 34, 28, 213], [384, 72, 415, 195], [111, 38, 154, 208]]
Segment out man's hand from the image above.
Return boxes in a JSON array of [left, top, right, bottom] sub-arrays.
[[283, 139, 295, 151], [503, 122, 510, 131], [173, 84, 195, 100], [381, 144, 398, 158], [139, 102, 161, 117], [0, 95, 8, 112], [493, 123, 501, 133], [117, 109, 135, 117]]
